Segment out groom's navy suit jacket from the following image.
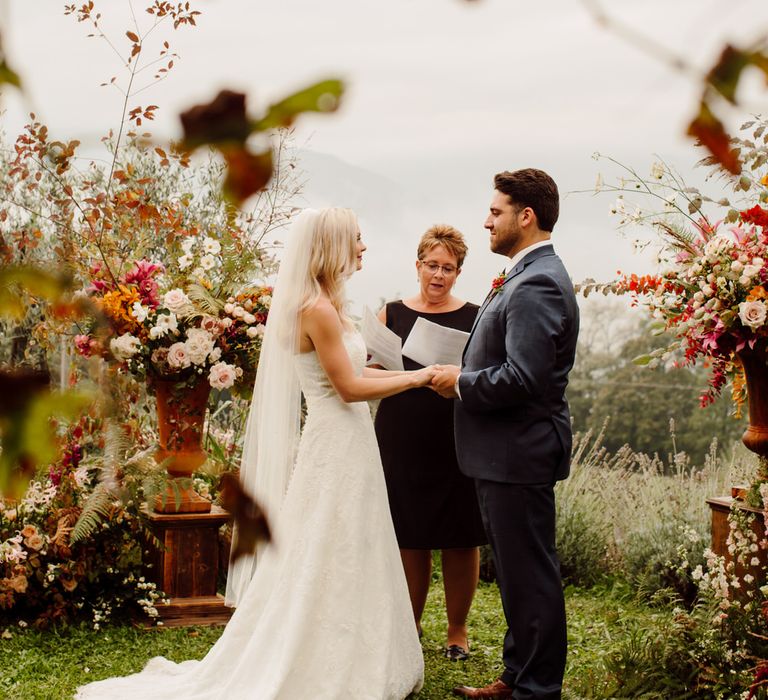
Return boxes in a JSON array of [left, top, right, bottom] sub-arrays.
[[455, 245, 579, 484]]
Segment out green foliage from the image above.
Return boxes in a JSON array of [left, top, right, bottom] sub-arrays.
[[68, 483, 112, 545], [569, 302, 746, 464]]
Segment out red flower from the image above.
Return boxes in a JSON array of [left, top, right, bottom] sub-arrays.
[[488, 270, 507, 299], [741, 205, 768, 229]]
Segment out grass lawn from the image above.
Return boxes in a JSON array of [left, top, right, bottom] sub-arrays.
[[0, 580, 661, 700]]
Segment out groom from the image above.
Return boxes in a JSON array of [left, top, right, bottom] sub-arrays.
[[432, 168, 579, 699]]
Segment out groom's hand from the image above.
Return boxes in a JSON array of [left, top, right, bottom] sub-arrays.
[[431, 365, 460, 399]]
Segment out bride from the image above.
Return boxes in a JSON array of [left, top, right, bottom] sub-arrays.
[[76, 208, 432, 699]]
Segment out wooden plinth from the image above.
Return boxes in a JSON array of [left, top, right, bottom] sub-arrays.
[[707, 495, 768, 588], [142, 504, 233, 627]]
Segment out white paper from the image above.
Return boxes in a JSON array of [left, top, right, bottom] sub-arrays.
[[361, 307, 404, 371], [401, 316, 469, 367]]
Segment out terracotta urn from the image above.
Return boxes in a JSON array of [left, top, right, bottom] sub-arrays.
[[152, 376, 212, 514], [738, 341, 768, 459]]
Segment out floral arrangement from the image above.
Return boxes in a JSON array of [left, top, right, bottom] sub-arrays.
[[0, 420, 166, 629], [76, 255, 272, 394], [586, 118, 768, 408]]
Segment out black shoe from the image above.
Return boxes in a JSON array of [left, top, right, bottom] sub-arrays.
[[444, 644, 470, 661]]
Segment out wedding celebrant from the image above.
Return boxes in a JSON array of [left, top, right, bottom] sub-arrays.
[[374, 224, 486, 662], [432, 169, 579, 700]]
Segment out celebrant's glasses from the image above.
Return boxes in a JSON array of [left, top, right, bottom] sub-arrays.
[[420, 260, 458, 276]]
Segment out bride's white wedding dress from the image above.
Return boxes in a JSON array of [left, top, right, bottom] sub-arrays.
[[76, 332, 424, 700]]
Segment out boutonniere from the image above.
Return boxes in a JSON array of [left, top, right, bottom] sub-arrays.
[[488, 269, 507, 300]]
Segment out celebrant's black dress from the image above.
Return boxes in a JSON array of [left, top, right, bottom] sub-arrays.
[[374, 300, 487, 549]]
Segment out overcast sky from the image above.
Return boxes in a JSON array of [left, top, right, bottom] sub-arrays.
[[2, 0, 766, 311]]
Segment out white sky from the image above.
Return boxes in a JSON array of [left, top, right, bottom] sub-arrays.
[[2, 0, 767, 311]]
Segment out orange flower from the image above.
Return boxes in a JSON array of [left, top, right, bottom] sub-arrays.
[[98, 285, 142, 335], [747, 286, 768, 302]]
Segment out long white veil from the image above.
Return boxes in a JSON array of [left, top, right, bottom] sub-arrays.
[[225, 209, 318, 607]]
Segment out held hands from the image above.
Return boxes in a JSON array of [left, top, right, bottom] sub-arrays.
[[410, 365, 439, 388], [430, 364, 460, 399]]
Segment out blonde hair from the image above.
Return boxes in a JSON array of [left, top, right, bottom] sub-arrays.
[[300, 208, 358, 325], [417, 224, 468, 268]]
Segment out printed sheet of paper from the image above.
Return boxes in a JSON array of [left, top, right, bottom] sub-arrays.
[[401, 316, 470, 367], [361, 307, 404, 371]]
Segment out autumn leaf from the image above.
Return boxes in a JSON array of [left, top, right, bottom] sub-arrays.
[[179, 90, 250, 149], [253, 79, 345, 132], [0, 59, 21, 89], [218, 472, 271, 563], [221, 146, 273, 204], [706, 45, 749, 105], [0, 266, 73, 319], [0, 368, 94, 500], [687, 101, 742, 175]]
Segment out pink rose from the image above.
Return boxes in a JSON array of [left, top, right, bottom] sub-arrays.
[[200, 315, 224, 337], [208, 361, 238, 390], [167, 342, 191, 369]]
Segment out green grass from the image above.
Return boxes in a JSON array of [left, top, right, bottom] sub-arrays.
[[0, 580, 664, 700]]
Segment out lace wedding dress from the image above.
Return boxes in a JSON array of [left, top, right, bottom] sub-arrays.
[[76, 332, 424, 700]]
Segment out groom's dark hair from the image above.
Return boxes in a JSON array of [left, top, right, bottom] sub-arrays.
[[494, 169, 559, 232]]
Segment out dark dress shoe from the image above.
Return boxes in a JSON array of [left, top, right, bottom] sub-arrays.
[[444, 644, 470, 662], [452, 678, 515, 698]]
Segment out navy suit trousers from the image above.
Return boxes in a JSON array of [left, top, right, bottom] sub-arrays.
[[474, 479, 566, 700]]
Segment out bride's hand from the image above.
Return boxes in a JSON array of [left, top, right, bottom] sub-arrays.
[[410, 365, 439, 388]]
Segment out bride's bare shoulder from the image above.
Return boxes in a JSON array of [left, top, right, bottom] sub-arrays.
[[302, 296, 341, 329]]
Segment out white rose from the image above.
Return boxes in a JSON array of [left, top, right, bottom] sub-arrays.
[[259, 294, 272, 306], [233, 307, 245, 318], [743, 264, 762, 280], [731, 260, 744, 273], [162, 289, 192, 315], [739, 300, 767, 329], [203, 237, 221, 255], [185, 328, 215, 365], [149, 313, 178, 339], [200, 254, 217, 271], [131, 301, 148, 322], [209, 347, 222, 362], [178, 254, 193, 271], [110, 333, 141, 361], [740, 275, 751, 287], [243, 313, 256, 325], [255, 323, 266, 337], [208, 361, 238, 390], [181, 237, 197, 254], [167, 342, 191, 369], [246, 326, 259, 338], [223, 303, 235, 315]]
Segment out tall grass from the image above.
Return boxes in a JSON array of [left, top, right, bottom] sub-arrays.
[[556, 423, 736, 597]]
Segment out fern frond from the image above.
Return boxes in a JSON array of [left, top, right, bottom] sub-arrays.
[[187, 282, 223, 315], [70, 483, 113, 544]]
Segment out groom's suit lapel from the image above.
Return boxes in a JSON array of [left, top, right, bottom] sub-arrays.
[[462, 246, 555, 363]]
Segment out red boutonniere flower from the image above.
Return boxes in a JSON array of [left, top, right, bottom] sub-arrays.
[[488, 270, 507, 299]]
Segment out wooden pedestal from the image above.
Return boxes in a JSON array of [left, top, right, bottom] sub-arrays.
[[143, 505, 234, 627], [707, 495, 768, 586]]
